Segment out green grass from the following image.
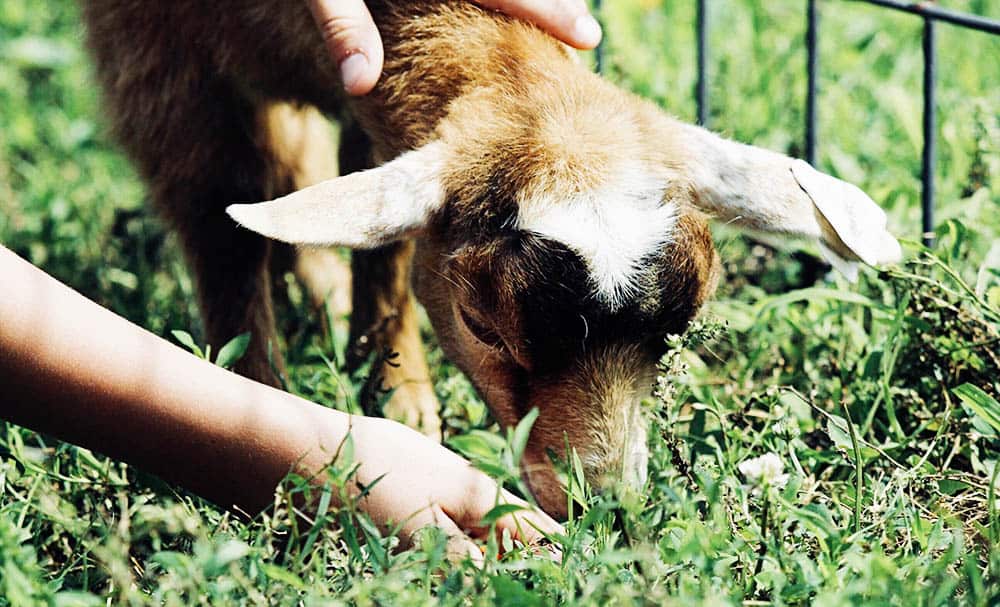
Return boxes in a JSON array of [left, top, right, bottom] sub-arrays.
[[2, 0, 999, 604]]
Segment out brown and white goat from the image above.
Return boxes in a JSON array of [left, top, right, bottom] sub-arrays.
[[82, 0, 900, 516]]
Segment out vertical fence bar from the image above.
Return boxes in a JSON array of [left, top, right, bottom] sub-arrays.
[[696, 0, 708, 125], [594, 0, 604, 74], [922, 17, 936, 247], [805, 0, 819, 164]]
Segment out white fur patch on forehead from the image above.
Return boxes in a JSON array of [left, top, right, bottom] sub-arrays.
[[515, 168, 675, 310]]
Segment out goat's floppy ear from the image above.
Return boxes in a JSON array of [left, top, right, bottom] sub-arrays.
[[227, 142, 447, 248], [668, 119, 901, 278]]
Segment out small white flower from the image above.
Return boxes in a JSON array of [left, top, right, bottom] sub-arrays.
[[738, 452, 789, 489]]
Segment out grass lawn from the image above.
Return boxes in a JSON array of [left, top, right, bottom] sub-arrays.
[[1, 0, 999, 604]]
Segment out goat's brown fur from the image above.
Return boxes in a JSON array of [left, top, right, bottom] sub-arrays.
[[87, 0, 899, 517], [82, 0, 721, 508]]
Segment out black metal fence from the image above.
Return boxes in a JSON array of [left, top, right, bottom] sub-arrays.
[[596, 1, 1000, 247]]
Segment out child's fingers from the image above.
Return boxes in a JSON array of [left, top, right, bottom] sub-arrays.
[[307, 0, 385, 95], [474, 0, 602, 49]]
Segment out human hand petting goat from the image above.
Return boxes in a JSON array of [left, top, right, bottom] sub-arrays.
[[0, 246, 560, 563], [308, 0, 603, 94]]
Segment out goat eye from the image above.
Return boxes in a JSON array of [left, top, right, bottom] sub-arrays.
[[458, 307, 502, 348]]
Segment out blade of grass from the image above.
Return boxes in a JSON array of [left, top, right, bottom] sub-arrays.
[[842, 401, 863, 536]]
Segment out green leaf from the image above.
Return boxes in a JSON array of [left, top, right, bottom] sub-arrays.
[[471, 462, 510, 479], [53, 592, 102, 607], [204, 540, 249, 575], [170, 330, 203, 358], [260, 563, 306, 590], [479, 503, 528, 527], [510, 407, 539, 466], [490, 576, 544, 607], [215, 332, 251, 369], [448, 430, 506, 462], [150, 550, 191, 571], [300, 485, 333, 558], [826, 414, 852, 452], [756, 287, 888, 319], [501, 527, 514, 553], [988, 286, 1000, 311], [356, 513, 389, 572], [568, 448, 589, 506], [825, 414, 878, 461], [953, 383, 1000, 434]]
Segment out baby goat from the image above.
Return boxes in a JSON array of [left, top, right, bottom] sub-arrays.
[[83, 0, 900, 516]]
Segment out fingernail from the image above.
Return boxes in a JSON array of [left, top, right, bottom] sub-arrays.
[[339, 52, 370, 94], [573, 14, 602, 48]]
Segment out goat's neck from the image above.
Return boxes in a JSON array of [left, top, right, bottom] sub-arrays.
[[349, 0, 584, 161]]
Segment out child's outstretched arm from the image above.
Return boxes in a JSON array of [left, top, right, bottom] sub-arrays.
[[0, 245, 560, 560]]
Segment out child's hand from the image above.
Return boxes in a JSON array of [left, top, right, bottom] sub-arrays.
[[313, 414, 563, 562]]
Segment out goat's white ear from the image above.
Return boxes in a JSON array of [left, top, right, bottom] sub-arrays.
[[789, 159, 903, 275], [670, 120, 902, 277], [226, 142, 447, 248]]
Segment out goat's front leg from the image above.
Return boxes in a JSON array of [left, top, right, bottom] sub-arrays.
[[259, 102, 352, 320], [349, 242, 442, 440], [336, 122, 441, 439]]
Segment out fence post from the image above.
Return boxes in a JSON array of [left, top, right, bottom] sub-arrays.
[[594, 0, 604, 74], [922, 16, 937, 247], [696, 0, 708, 125], [805, 0, 819, 165]]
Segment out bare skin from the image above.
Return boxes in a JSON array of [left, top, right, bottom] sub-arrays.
[[0, 246, 561, 562], [308, 0, 602, 95]]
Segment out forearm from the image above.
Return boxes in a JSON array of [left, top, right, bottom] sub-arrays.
[[0, 245, 349, 512]]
